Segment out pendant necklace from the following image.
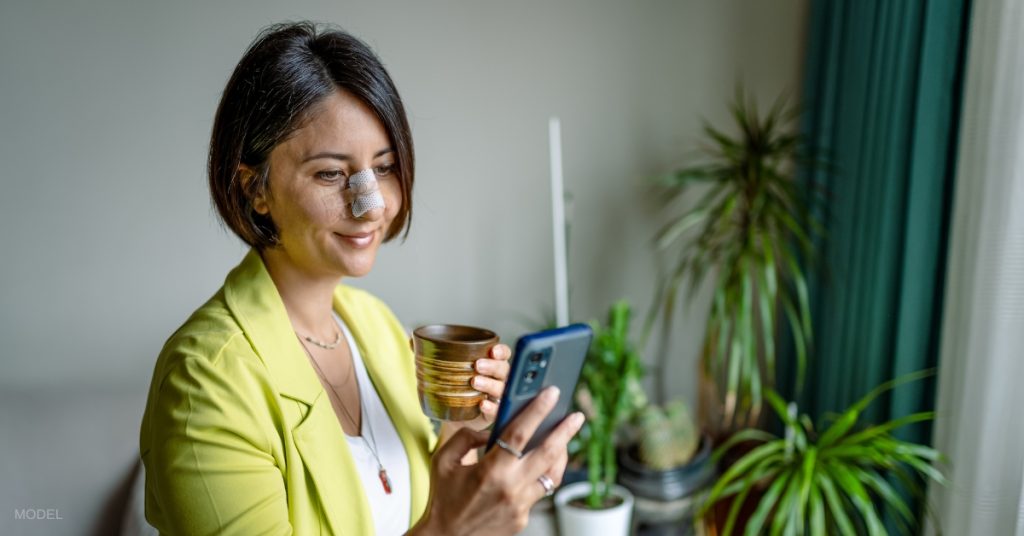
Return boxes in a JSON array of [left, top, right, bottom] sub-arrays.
[[298, 335, 393, 495]]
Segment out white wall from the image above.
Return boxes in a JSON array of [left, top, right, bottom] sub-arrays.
[[0, 1, 806, 533]]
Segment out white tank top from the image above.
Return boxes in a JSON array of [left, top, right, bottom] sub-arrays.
[[335, 312, 411, 535]]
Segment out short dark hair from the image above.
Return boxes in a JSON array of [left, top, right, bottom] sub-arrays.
[[208, 21, 414, 249]]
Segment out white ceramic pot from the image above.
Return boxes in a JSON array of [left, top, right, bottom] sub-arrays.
[[553, 481, 634, 536]]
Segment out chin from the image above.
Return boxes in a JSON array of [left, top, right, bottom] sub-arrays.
[[334, 254, 378, 279]]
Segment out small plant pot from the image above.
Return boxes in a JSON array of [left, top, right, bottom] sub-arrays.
[[554, 481, 635, 536], [617, 434, 715, 534]]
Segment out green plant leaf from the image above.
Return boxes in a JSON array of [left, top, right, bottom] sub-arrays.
[[768, 391, 807, 455], [817, 471, 856, 536], [722, 468, 760, 536], [901, 454, 948, 486], [885, 439, 943, 462], [826, 462, 886, 536], [849, 369, 936, 416], [725, 338, 743, 426], [705, 441, 785, 506], [809, 483, 826, 536], [656, 209, 709, 250], [781, 298, 808, 392], [858, 469, 914, 530], [786, 256, 813, 345], [817, 407, 860, 449], [712, 428, 779, 461], [769, 468, 802, 536], [841, 412, 936, 446], [740, 268, 757, 420], [797, 446, 818, 523], [744, 468, 792, 536]]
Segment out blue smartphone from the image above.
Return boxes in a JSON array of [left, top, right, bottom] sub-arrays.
[[486, 323, 593, 454]]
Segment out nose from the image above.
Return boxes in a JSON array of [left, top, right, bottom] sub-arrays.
[[345, 169, 386, 221], [355, 204, 385, 221]]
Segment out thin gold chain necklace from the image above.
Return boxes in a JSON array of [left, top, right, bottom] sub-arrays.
[[301, 330, 343, 350], [297, 335, 393, 495]]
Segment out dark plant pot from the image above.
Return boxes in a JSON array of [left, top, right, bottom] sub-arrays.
[[617, 434, 716, 535]]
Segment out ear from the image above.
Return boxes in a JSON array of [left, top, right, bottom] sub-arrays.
[[239, 164, 270, 215]]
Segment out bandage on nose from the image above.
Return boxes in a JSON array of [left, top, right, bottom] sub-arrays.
[[344, 168, 386, 218]]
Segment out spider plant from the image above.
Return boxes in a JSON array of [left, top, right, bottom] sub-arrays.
[[649, 89, 825, 432], [699, 370, 945, 535]]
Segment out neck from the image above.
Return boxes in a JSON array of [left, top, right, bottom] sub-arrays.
[[259, 248, 341, 339]]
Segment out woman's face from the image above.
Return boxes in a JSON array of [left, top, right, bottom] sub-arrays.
[[252, 89, 402, 279]]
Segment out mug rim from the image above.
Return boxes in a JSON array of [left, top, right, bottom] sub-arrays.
[[413, 324, 498, 347]]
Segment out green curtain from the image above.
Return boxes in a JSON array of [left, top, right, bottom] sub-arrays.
[[778, 0, 971, 484]]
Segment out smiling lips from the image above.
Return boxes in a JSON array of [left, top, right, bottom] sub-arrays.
[[336, 230, 375, 249]]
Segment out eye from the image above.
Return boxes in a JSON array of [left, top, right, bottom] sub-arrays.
[[373, 164, 396, 177], [315, 170, 345, 182]]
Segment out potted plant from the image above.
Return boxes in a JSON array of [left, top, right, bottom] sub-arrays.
[[648, 89, 825, 435], [699, 371, 945, 535], [555, 300, 644, 536], [617, 400, 716, 534]]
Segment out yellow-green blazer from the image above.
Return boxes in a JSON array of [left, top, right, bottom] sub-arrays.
[[140, 250, 436, 535]]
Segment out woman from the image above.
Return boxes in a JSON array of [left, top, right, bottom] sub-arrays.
[[139, 21, 583, 535]]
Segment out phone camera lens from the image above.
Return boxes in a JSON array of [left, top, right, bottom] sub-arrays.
[[525, 370, 538, 382], [530, 352, 544, 363]]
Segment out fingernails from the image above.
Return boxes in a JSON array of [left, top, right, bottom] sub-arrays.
[[472, 376, 483, 389], [542, 386, 560, 402], [569, 411, 585, 428], [474, 359, 488, 373]]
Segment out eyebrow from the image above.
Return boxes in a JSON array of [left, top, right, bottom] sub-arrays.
[[301, 148, 394, 164]]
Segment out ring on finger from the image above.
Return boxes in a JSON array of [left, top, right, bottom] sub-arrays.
[[495, 438, 523, 459], [537, 474, 555, 497]]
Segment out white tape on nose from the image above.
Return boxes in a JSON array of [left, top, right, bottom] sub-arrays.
[[347, 168, 385, 218]]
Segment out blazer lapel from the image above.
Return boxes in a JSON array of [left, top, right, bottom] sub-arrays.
[[291, 391, 373, 534], [223, 250, 371, 535]]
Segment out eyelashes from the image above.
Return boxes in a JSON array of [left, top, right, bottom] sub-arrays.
[[315, 170, 345, 182], [372, 164, 396, 177], [314, 164, 395, 183]]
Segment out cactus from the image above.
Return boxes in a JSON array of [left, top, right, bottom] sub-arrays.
[[637, 400, 699, 470]]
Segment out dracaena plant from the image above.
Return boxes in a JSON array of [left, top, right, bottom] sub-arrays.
[[699, 371, 945, 536], [650, 89, 826, 432]]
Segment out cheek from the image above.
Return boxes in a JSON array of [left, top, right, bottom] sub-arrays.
[[281, 189, 344, 230], [382, 180, 402, 220], [316, 189, 346, 218]]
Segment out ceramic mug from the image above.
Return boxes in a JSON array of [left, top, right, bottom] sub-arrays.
[[412, 324, 498, 421]]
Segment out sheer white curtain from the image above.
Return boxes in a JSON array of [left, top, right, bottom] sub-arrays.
[[927, 0, 1024, 534]]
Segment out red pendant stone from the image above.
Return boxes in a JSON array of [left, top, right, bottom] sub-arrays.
[[379, 469, 392, 495]]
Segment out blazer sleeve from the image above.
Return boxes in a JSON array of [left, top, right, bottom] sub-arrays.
[[142, 337, 291, 536]]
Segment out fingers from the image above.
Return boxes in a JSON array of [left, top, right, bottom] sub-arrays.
[[435, 427, 489, 471], [471, 375, 505, 399], [525, 450, 570, 503], [474, 344, 511, 407], [548, 451, 569, 488], [476, 346, 511, 382], [487, 343, 512, 362], [521, 411, 585, 478], [495, 386, 561, 454], [479, 397, 498, 422]]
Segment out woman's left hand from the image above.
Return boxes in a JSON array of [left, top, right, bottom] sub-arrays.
[[435, 344, 510, 459], [438, 343, 511, 434]]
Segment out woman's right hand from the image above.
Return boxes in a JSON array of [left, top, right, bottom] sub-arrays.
[[410, 386, 585, 536]]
